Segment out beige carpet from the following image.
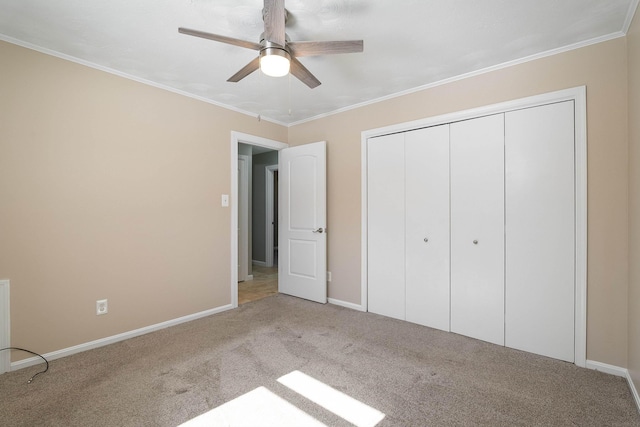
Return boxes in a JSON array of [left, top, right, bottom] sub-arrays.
[[1, 294, 638, 426]]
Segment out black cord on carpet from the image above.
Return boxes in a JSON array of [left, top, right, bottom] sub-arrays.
[[0, 347, 49, 383]]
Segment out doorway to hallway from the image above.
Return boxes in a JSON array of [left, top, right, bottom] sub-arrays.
[[237, 141, 280, 305]]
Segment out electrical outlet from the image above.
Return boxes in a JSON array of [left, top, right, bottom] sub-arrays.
[[327, 271, 332, 282], [96, 299, 108, 315]]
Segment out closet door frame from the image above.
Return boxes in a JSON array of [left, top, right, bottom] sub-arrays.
[[361, 86, 587, 367]]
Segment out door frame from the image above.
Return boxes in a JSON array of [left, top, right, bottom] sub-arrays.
[[0, 279, 9, 373], [265, 165, 279, 268], [237, 154, 250, 282], [360, 86, 587, 367], [231, 132, 288, 308]]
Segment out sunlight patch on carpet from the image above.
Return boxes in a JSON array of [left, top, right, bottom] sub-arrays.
[[278, 370, 385, 427], [178, 386, 327, 427]]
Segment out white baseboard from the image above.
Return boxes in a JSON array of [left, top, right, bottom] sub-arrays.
[[328, 298, 366, 312], [586, 360, 640, 413], [586, 360, 628, 377], [11, 303, 234, 372], [252, 260, 267, 267], [627, 370, 640, 414]]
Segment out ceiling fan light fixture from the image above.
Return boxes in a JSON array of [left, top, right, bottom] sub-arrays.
[[260, 47, 291, 77]]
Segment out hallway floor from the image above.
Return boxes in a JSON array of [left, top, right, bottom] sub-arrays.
[[238, 265, 278, 304]]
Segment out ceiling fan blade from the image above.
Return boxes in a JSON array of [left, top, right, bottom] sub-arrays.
[[263, 0, 286, 47], [178, 27, 261, 51], [290, 58, 321, 89], [227, 57, 261, 82], [288, 40, 364, 57]]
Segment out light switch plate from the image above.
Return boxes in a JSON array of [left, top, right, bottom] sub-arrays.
[[221, 194, 229, 207]]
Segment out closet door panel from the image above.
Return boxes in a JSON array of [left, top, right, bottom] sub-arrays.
[[450, 114, 505, 346], [405, 125, 450, 331], [367, 134, 406, 320], [505, 101, 575, 362]]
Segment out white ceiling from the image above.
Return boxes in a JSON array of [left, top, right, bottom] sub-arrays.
[[0, 0, 637, 125]]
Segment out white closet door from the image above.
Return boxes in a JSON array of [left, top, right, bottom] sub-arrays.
[[405, 125, 450, 330], [450, 114, 505, 346], [367, 133, 405, 320], [505, 101, 575, 362]]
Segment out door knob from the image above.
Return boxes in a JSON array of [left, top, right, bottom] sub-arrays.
[[312, 228, 324, 234], [473, 240, 478, 245], [423, 237, 429, 243]]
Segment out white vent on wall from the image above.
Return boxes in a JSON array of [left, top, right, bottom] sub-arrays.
[[0, 280, 10, 374]]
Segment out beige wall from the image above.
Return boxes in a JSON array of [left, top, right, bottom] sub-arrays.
[[0, 41, 287, 357], [628, 9, 640, 395], [289, 38, 630, 367]]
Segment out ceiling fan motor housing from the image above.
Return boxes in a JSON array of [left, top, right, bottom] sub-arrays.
[[259, 32, 290, 48]]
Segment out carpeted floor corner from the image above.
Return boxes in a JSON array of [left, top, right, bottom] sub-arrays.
[[1, 294, 638, 426]]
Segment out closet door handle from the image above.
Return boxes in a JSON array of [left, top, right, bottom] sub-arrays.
[[312, 228, 324, 234], [423, 237, 429, 243], [473, 240, 478, 245]]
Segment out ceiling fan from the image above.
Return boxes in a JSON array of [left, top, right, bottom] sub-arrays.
[[178, 0, 363, 89]]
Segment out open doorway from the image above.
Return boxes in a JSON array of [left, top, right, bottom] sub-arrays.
[[230, 132, 287, 308], [237, 142, 280, 305]]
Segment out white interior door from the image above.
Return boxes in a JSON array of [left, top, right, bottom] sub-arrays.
[[278, 141, 327, 303], [367, 133, 405, 320], [405, 125, 450, 330], [505, 101, 575, 362], [450, 114, 505, 346]]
